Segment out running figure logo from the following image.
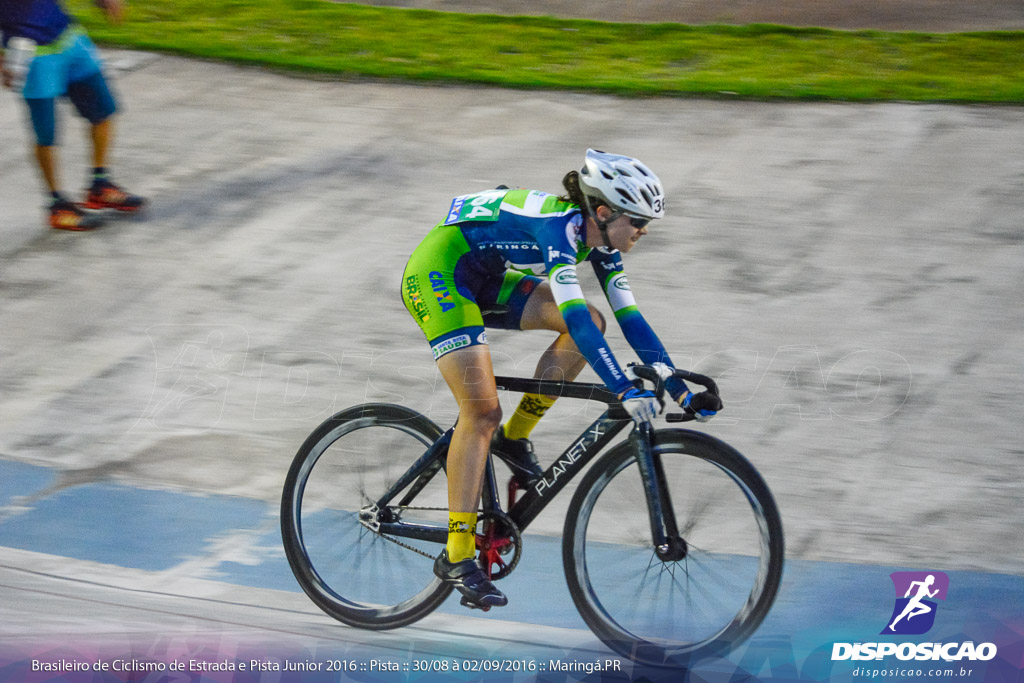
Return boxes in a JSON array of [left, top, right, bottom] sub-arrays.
[[881, 571, 949, 635]]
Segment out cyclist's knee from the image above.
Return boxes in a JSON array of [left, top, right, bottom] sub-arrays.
[[460, 399, 502, 433], [479, 402, 503, 433]]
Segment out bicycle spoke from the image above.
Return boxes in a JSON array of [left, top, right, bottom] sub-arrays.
[[282, 405, 452, 628], [565, 432, 783, 665]]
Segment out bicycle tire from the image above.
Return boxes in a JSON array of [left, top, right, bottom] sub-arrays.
[[281, 403, 453, 630], [562, 428, 784, 668]]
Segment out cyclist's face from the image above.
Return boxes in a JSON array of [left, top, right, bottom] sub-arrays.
[[604, 212, 649, 253]]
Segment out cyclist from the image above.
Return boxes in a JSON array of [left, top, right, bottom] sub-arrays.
[[400, 149, 722, 609], [0, 0, 145, 230]]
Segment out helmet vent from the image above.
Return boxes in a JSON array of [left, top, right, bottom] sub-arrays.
[[616, 188, 635, 203]]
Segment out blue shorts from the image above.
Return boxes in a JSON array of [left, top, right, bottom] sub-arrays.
[[477, 270, 543, 331], [21, 27, 117, 144]]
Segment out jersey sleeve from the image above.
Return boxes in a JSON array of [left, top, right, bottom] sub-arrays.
[[540, 220, 633, 396], [589, 250, 690, 399]]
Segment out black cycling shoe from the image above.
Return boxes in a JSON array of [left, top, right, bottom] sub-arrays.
[[433, 550, 508, 611], [491, 427, 543, 488]]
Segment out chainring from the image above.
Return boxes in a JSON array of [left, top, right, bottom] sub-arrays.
[[475, 509, 522, 581]]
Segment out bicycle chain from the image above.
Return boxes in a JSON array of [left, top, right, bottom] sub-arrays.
[[359, 505, 522, 571], [359, 505, 446, 559]]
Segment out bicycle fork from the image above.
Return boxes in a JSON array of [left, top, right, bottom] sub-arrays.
[[630, 422, 688, 562]]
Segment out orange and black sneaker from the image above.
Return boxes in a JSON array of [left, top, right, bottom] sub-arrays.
[[83, 179, 146, 212], [50, 199, 104, 231]]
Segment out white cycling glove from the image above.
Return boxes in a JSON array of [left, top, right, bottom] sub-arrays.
[[649, 361, 675, 380], [620, 387, 661, 424]]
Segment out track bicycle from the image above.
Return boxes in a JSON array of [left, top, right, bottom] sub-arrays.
[[281, 365, 784, 668]]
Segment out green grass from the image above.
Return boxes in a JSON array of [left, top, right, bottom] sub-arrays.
[[69, 0, 1024, 102]]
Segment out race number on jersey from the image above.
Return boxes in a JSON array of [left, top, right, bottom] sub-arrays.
[[444, 189, 508, 225]]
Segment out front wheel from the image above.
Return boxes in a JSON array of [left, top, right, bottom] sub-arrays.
[[562, 428, 784, 668]]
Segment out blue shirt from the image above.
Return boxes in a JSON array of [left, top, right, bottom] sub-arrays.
[[1, 0, 71, 48]]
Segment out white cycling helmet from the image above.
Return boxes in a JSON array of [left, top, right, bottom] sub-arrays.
[[579, 149, 666, 220]]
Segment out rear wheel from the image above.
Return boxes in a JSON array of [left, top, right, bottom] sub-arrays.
[[281, 403, 452, 629], [563, 429, 784, 667]]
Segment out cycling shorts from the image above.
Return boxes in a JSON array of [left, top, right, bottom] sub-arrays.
[[401, 224, 542, 360]]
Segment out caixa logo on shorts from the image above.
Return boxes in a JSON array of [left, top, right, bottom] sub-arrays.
[[831, 570, 997, 662], [428, 271, 456, 313]]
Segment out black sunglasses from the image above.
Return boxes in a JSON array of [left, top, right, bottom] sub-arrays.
[[607, 210, 650, 230], [627, 215, 650, 230]]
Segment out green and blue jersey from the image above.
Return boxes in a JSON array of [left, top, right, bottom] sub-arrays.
[[402, 188, 683, 397]]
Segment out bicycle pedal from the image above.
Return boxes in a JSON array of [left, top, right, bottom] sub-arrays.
[[459, 596, 491, 612]]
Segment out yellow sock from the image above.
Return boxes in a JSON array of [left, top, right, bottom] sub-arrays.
[[503, 393, 557, 441], [446, 511, 478, 562]]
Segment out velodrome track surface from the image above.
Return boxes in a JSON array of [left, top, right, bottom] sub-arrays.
[[1, 51, 1023, 680]]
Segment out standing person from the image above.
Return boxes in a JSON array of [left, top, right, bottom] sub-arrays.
[[1, 0, 145, 230], [400, 149, 722, 609]]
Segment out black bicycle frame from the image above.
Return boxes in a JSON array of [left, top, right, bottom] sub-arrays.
[[373, 375, 680, 549]]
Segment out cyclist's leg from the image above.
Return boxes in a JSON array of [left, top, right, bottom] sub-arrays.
[[400, 226, 507, 608], [401, 227, 501, 509], [436, 345, 502, 522], [432, 343, 508, 608], [520, 278, 607, 382], [497, 279, 605, 441]]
